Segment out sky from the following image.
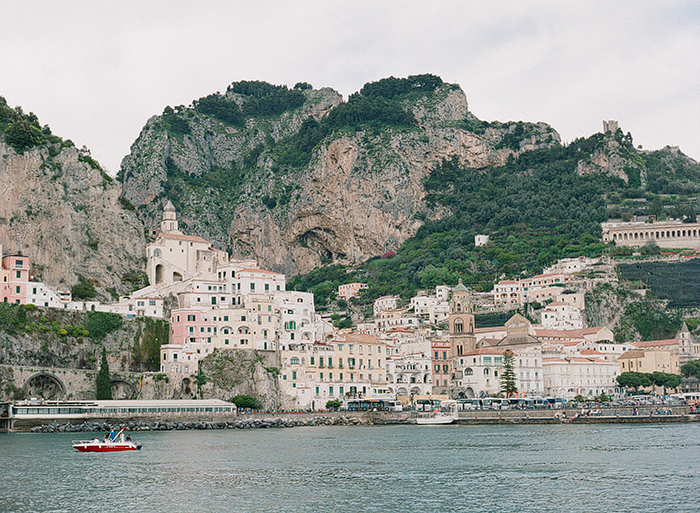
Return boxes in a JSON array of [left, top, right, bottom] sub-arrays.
[[3, 1, 699, 174]]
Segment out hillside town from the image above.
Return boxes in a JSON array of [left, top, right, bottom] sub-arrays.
[[3, 203, 699, 410]]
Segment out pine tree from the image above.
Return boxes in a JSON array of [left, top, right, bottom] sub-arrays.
[[500, 349, 518, 398], [96, 346, 112, 400]]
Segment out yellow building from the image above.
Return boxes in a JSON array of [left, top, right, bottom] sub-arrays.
[[618, 348, 680, 375], [279, 333, 387, 409]]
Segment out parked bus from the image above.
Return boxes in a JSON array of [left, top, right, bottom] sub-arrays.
[[669, 393, 700, 405], [346, 399, 402, 412]]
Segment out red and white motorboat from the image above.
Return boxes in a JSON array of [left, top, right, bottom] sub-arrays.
[[73, 429, 142, 452]]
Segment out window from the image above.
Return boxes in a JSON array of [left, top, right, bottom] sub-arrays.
[[16, 271, 21, 279], [250, 283, 255, 291], [224, 315, 229, 321], [265, 284, 269, 291], [188, 315, 195, 322], [290, 357, 300, 365]]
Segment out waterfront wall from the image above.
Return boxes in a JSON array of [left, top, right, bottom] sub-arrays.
[[13, 406, 698, 433]]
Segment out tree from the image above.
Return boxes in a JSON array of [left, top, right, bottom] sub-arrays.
[[196, 368, 207, 398], [95, 347, 112, 400], [681, 360, 700, 379], [231, 394, 260, 410], [500, 349, 518, 397], [326, 399, 342, 411], [651, 371, 681, 394], [616, 371, 650, 392], [71, 278, 97, 300]]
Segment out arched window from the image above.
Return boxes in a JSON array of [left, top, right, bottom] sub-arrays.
[[154, 249, 162, 258], [484, 368, 490, 375], [454, 318, 464, 334], [290, 357, 300, 365], [465, 368, 473, 376], [238, 326, 250, 335]]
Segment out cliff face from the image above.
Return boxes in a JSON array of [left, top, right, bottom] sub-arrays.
[[0, 140, 145, 294], [120, 81, 560, 275]]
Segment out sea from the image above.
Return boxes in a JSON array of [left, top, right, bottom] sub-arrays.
[[1, 422, 698, 513]]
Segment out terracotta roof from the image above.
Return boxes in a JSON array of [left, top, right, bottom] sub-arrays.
[[618, 350, 645, 359], [580, 349, 604, 355], [462, 348, 504, 356], [475, 327, 505, 334], [630, 339, 678, 348], [478, 338, 503, 347], [161, 233, 208, 243], [534, 327, 608, 338], [543, 357, 611, 364], [343, 333, 384, 344], [238, 268, 284, 275]]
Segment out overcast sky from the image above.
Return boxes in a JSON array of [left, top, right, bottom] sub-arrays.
[[3, 1, 699, 174]]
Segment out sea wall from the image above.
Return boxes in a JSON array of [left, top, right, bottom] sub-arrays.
[[18, 407, 699, 433]]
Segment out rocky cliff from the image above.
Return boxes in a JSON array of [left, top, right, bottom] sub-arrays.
[[119, 77, 560, 275], [0, 139, 145, 295]]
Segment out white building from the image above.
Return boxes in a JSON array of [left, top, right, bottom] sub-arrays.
[[373, 296, 399, 318], [540, 301, 584, 329], [146, 200, 228, 287], [475, 235, 490, 247], [542, 356, 620, 399], [543, 256, 600, 275]]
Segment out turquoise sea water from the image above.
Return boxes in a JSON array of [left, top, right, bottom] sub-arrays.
[[1, 422, 698, 513]]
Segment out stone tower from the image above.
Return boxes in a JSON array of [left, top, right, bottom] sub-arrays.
[[603, 120, 619, 133], [160, 200, 180, 234], [449, 279, 476, 357]]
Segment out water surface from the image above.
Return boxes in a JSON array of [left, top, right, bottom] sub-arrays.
[[1, 423, 698, 512]]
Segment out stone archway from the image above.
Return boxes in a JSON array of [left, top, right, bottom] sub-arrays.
[[23, 373, 66, 400], [181, 377, 192, 396], [110, 379, 137, 400]]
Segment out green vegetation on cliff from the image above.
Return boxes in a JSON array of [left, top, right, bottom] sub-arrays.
[[0, 96, 57, 153], [291, 133, 618, 306]]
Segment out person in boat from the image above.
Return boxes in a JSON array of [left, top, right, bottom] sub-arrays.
[[109, 429, 116, 441], [126, 434, 131, 442], [104, 431, 110, 442]]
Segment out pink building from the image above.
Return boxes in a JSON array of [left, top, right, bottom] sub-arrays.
[[1, 254, 30, 305], [170, 308, 213, 346], [431, 339, 452, 392], [338, 282, 368, 301]]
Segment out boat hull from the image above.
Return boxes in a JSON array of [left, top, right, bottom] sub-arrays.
[[416, 417, 456, 425], [73, 442, 142, 452]]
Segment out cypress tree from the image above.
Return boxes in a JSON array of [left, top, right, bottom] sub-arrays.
[[500, 349, 518, 398], [96, 346, 112, 399]]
